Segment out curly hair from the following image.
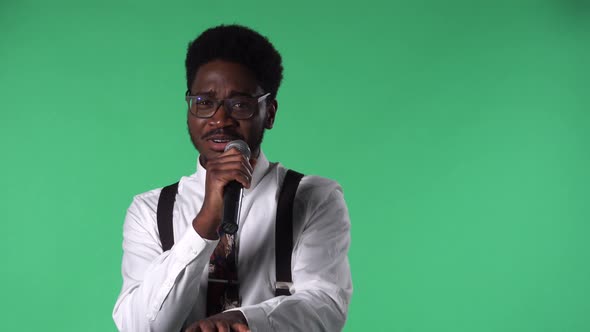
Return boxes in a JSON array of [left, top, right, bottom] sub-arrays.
[[185, 24, 283, 98]]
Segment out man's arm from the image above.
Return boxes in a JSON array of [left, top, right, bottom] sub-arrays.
[[113, 149, 254, 331], [112, 194, 219, 331], [238, 178, 352, 332]]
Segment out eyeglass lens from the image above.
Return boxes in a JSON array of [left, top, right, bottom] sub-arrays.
[[188, 96, 258, 119]]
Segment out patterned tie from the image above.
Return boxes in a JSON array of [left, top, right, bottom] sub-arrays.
[[206, 232, 241, 316]]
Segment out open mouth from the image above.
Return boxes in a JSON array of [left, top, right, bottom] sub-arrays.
[[211, 138, 231, 143], [206, 135, 241, 152]]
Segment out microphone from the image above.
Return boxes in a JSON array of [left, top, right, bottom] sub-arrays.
[[220, 140, 251, 235]]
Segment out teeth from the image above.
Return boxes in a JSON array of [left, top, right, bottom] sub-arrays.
[[213, 139, 230, 143]]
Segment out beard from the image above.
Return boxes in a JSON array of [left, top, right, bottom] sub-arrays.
[[248, 128, 265, 159]]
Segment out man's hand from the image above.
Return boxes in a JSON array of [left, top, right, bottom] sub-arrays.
[[185, 311, 250, 332], [193, 148, 256, 239]]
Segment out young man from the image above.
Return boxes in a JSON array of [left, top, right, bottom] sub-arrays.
[[113, 25, 352, 332]]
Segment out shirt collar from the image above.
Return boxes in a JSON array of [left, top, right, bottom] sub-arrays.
[[195, 151, 270, 194]]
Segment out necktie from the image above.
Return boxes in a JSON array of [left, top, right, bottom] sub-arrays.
[[206, 232, 241, 316]]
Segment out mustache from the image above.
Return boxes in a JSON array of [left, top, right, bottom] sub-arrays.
[[201, 128, 244, 141]]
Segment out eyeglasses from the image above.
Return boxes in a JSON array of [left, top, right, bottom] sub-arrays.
[[185, 91, 271, 120]]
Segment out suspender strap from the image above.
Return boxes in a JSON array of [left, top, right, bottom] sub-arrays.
[[157, 182, 179, 252], [275, 170, 304, 296]]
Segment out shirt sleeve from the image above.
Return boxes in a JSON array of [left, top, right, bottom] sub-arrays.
[[112, 193, 218, 332], [238, 179, 353, 332]]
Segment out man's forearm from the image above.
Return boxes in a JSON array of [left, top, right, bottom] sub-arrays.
[[114, 226, 218, 331]]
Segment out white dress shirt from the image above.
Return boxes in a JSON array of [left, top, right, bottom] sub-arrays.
[[112, 152, 352, 331]]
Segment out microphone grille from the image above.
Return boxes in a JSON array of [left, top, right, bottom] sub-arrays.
[[224, 140, 251, 159]]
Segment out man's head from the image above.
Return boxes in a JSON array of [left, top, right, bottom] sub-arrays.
[[185, 25, 283, 166]]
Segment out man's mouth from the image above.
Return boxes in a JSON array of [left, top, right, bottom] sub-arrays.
[[206, 135, 242, 152], [208, 135, 239, 143], [211, 138, 231, 143]]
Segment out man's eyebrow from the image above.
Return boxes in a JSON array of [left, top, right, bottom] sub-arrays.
[[228, 91, 255, 97], [192, 90, 255, 97]]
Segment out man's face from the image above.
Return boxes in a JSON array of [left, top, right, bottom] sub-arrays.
[[187, 60, 277, 166]]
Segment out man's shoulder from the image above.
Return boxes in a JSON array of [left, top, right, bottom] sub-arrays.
[[127, 186, 163, 215], [128, 174, 196, 210], [298, 174, 342, 198], [275, 164, 343, 204], [278, 167, 349, 233]]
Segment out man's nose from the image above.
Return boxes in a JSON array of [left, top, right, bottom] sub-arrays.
[[209, 101, 236, 127]]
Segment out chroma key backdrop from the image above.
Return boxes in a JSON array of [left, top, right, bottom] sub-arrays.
[[1, 0, 589, 331]]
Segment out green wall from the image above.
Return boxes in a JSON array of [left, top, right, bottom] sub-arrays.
[[1, 0, 589, 331]]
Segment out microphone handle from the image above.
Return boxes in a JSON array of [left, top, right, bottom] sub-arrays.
[[221, 181, 243, 235]]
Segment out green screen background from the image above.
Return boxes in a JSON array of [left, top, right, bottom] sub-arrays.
[[1, 0, 589, 331]]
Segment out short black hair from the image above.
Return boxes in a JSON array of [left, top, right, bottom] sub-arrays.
[[185, 24, 283, 98]]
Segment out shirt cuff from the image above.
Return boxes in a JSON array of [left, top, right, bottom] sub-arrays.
[[236, 306, 272, 332]]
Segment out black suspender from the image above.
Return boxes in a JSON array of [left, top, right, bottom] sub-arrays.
[[274, 169, 304, 295], [156, 181, 179, 252], [156, 169, 304, 296]]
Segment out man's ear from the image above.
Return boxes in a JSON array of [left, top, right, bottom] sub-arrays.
[[265, 99, 278, 129]]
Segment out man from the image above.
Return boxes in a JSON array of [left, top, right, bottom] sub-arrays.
[[113, 24, 352, 332]]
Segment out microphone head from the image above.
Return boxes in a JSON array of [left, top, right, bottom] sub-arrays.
[[224, 139, 251, 159]]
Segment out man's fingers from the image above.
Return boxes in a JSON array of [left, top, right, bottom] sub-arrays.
[[207, 160, 253, 175], [186, 319, 234, 332], [214, 320, 231, 332], [207, 161, 251, 174], [198, 319, 216, 332], [219, 147, 251, 163], [212, 150, 248, 162], [231, 322, 251, 332], [185, 312, 249, 332], [185, 324, 200, 332], [211, 169, 251, 188]]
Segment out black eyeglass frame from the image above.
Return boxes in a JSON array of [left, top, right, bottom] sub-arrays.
[[185, 91, 271, 120]]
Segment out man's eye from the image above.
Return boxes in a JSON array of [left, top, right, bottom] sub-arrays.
[[232, 101, 253, 110], [196, 98, 213, 106]]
